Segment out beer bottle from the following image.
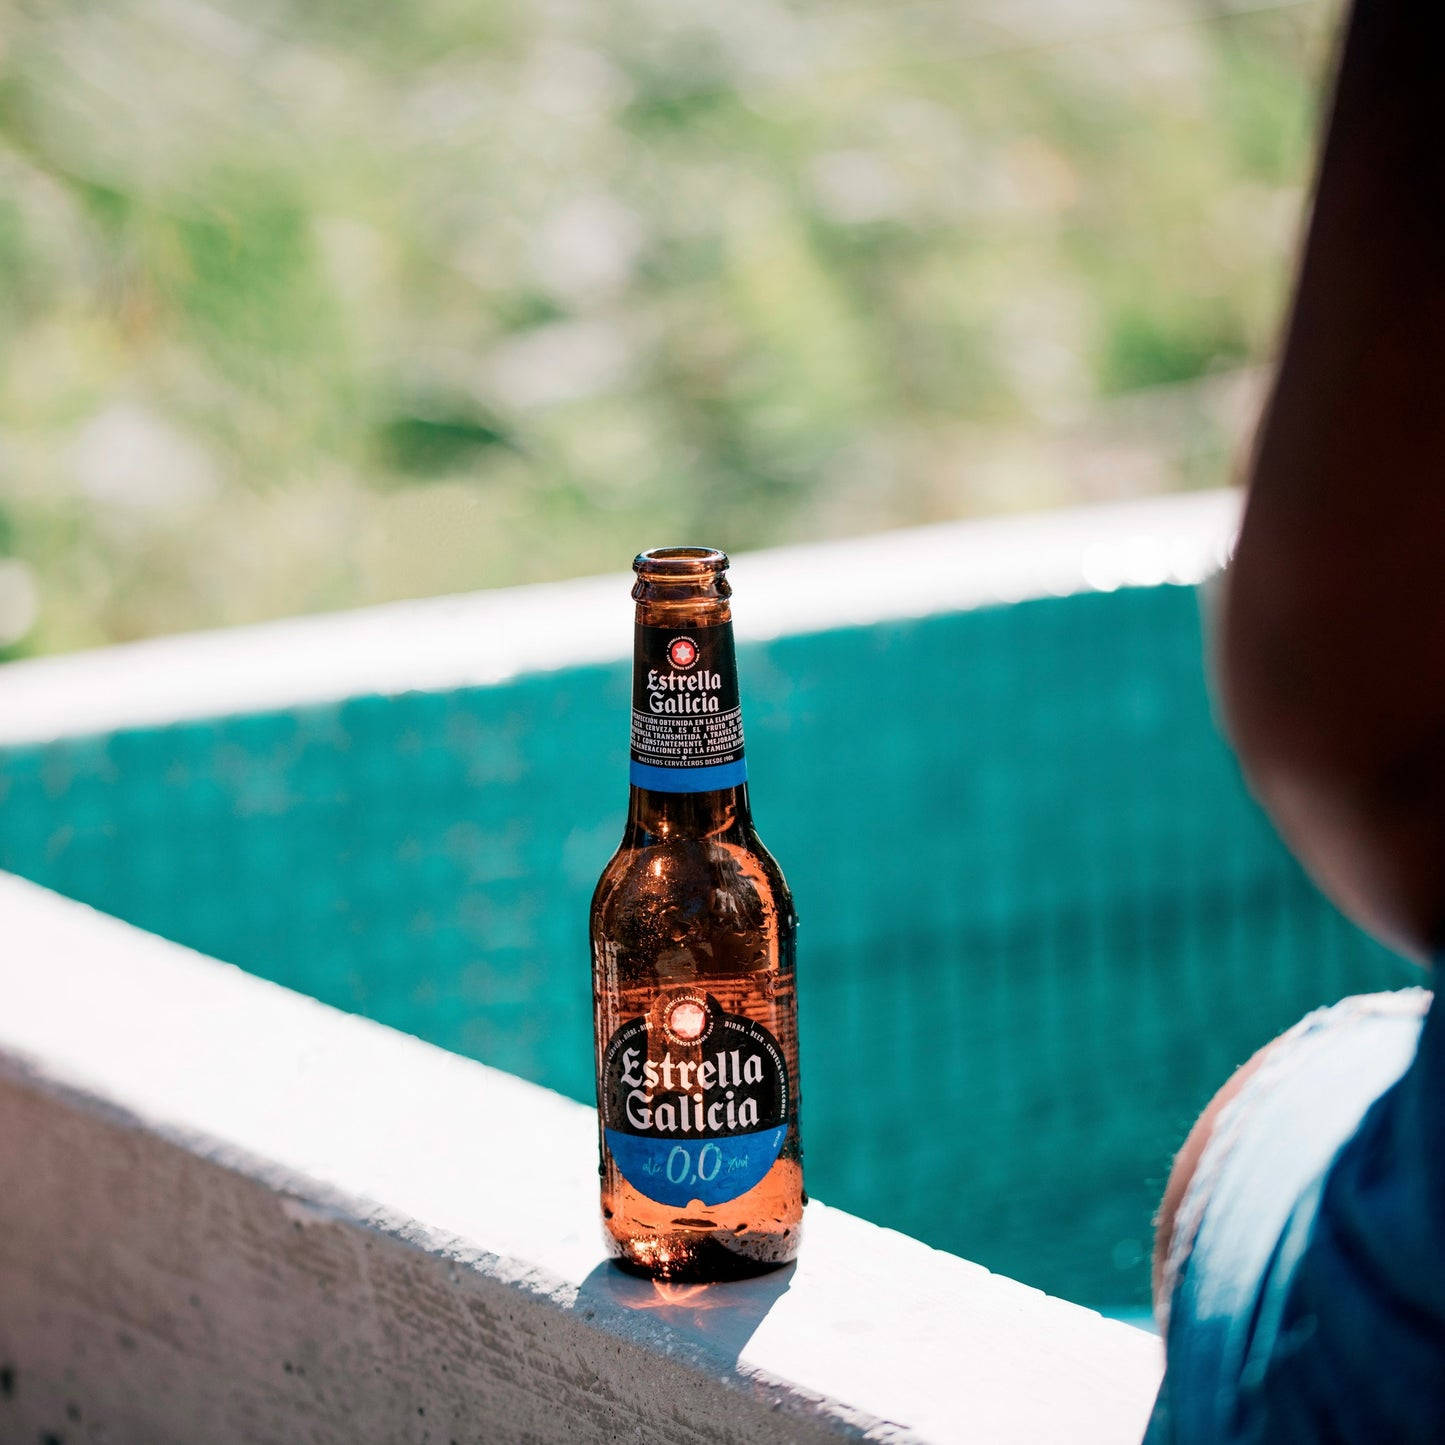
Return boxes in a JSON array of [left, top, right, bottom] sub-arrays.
[[591, 546, 804, 1279]]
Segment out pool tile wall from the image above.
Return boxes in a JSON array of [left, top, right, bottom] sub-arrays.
[[0, 583, 1409, 1308]]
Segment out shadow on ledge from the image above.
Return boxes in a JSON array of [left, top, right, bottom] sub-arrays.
[[575, 1260, 796, 1372]]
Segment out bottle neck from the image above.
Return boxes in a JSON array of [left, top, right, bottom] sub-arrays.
[[626, 603, 753, 841], [626, 780, 752, 842]]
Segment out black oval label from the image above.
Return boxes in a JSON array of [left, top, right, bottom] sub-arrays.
[[601, 991, 788, 1205]]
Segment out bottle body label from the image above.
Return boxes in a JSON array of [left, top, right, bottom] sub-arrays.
[[600, 990, 788, 1206], [630, 623, 746, 793]]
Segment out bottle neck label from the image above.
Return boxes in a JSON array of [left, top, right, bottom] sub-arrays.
[[600, 991, 789, 1206], [629, 622, 747, 793]]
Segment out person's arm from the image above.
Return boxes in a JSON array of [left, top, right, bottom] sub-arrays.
[[1155, 0, 1445, 1312], [1221, 0, 1445, 962]]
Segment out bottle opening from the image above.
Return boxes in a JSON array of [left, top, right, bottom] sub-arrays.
[[634, 546, 729, 578]]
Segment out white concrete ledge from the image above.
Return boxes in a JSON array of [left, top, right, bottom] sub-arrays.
[[0, 871, 1161, 1443], [0, 489, 1239, 745]]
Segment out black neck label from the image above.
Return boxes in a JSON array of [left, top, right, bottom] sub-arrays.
[[629, 623, 746, 793]]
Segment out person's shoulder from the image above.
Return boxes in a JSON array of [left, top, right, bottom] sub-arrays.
[[1150, 988, 1436, 1444]]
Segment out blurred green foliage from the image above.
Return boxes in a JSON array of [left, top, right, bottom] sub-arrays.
[[0, 0, 1339, 655]]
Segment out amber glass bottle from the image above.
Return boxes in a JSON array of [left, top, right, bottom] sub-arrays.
[[591, 546, 804, 1280]]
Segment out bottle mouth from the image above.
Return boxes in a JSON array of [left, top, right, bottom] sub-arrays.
[[633, 546, 729, 577]]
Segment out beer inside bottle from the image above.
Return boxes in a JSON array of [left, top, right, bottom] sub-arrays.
[[591, 546, 804, 1279]]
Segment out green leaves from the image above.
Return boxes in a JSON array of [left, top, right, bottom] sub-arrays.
[[0, 0, 1339, 651]]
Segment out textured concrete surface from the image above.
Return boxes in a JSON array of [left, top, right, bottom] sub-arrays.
[[0, 873, 1161, 1443]]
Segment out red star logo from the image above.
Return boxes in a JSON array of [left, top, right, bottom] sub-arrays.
[[668, 1000, 706, 1041], [669, 638, 697, 668]]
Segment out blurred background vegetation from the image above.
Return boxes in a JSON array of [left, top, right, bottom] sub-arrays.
[[0, 0, 1339, 657]]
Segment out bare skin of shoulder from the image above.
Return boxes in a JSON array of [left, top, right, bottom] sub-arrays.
[[1154, 0, 1445, 1304]]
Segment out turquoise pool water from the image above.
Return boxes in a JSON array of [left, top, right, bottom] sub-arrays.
[[0, 583, 1410, 1310]]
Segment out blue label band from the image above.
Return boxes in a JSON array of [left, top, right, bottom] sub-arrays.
[[630, 759, 748, 793], [604, 1126, 786, 1206]]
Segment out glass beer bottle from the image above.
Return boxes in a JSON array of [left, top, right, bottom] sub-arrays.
[[590, 546, 804, 1279]]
